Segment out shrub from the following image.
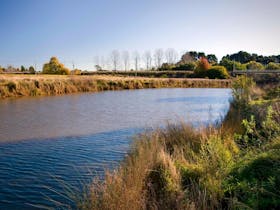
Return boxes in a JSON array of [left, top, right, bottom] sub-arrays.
[[71, 69, 82, 75], [232, 75, 255, 104], [42, 57, 70, 75], [206, 66, 230, 79], [29, 66, 36, 74], [224, 150, 280, 210], [246, 61, 264, 70], [266, 62, 280, 70], [158, 63, 175, 71], [173, 62, 197, 71], [219, 59, 246, 71]]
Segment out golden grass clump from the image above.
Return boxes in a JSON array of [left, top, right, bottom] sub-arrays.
[[80, 122, 240, 210]]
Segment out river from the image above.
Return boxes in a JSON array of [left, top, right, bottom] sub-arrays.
[[0, 88, 232, 209]]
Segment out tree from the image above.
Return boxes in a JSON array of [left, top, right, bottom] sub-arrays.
[[154, 49, 164, 69], [29, 66, 35, 74], [219, 58, 246, 71], [122, 51, 130, 71], [198, 52, 206, 58], [194, 57, 210, 77], [165, 48, 178, 64], [189, 51, 199, 60], [143, 50, 152, 70], [133, 51, 140, 71], [110, 50, 120, 71], [180, 51, 197, 64], [222, 51, 252, 64], [179, 51, 209, 64], [42, 57, 70, 75], [95, 65, 102, 71], [20, 65, 26, 72], [207, 54, 218, 64]]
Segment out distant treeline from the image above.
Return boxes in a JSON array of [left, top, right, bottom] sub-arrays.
[[1, 51, 279, 76], [158, 51, 280, 72]]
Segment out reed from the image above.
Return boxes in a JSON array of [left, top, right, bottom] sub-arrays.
[[0, 74, 231, 99]]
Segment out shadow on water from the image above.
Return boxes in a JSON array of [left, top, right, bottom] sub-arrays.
[[0, 128, 144, 209]]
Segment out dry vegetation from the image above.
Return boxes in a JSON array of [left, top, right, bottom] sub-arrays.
[[0, 74, 231, 99]]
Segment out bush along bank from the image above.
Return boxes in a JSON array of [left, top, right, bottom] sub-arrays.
[[0, 75, 231, 99], [78, 76, 279, 210]]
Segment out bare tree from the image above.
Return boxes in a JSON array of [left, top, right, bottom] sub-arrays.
[[110, 50, 120, 71], [143, 50, 152, 70], [133, 51, 140, 71], [122, 51, 130, 71], [154, 49, 164, 69], [165, 48, 178, 64]]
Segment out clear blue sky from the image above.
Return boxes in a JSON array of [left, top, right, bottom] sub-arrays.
[[0, 0, 280, 70]]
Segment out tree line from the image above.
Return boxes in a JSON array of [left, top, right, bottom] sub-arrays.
[[0, 65, 35, 74], [0, 50, 279, 75], [93, 50, 280, 72], [95, 48, 179, 71]]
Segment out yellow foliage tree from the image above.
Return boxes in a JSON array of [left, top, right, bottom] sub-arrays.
[[42, 57, 70, 75]]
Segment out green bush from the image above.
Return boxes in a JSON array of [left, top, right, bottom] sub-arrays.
[[246, 61, 264, 70], [219, 58, 246, 71], [206, 66, 230, 79], [29, 66, 36, 74], [42, 57, 70, 75], [159, 63, 175, 71], [173, 62, 197, 71], [266, 62, 280, 70], [224, 150, 280, 209]]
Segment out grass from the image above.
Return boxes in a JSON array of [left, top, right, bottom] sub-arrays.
[[0, 74, 231, 99], [77, 76, 279, 210]]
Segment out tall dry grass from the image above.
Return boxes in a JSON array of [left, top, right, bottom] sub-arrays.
[[0, 74, 231, 99], [80, 122, 240, 210]]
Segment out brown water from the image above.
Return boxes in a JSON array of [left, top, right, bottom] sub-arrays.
[[0, 88, 232, 209]]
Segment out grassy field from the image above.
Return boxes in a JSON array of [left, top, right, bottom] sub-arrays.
[[0, 74, 231, 99], [77, 76, 279, 210]]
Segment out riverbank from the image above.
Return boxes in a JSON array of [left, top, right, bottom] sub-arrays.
[[80, 76, 279, 210], [0, 74, 231, 99]]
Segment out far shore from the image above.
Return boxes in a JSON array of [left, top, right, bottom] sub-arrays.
[[0, 74, 232, 99]]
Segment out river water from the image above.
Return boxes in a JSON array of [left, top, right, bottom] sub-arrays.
[[0, 88, 232, 209]]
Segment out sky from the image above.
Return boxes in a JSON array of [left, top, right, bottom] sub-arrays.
[[0, 0, 280, 70]]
